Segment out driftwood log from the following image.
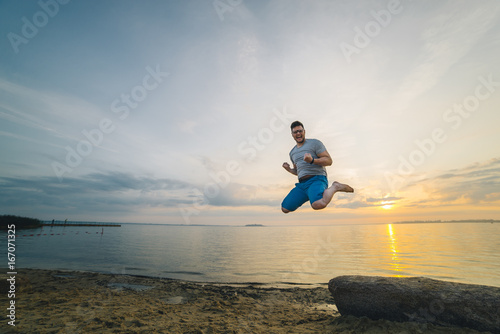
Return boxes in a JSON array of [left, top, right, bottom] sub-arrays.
[[328, 275, 500, 333]]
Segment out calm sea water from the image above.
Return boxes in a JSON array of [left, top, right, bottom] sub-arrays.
[[2, 222, 500, 287]]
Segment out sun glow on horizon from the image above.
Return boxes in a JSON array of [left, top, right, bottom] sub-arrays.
[[381, 201, 394, 210]]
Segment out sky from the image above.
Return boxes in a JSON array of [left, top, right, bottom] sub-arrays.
[[0, 0, 499, 225]]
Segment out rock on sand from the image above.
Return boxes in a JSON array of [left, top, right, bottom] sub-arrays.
[[328, 275, 500, 334]]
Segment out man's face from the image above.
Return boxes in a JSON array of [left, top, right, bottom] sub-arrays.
[[291, 126, 305, 144]]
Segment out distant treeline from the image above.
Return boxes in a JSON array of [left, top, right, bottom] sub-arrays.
[[0, 215, 43, 230]]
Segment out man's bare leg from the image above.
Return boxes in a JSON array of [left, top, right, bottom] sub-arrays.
[[312, 181, 354, 210]]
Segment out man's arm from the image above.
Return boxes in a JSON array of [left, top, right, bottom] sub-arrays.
[[304, 150, 332, 166], [282, 162, 298, 175]]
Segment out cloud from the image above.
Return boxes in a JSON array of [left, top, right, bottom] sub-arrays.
[[0, 130, 61, 149], [0, 172, 195, 217], [0, 171, 283, 221], [334, 200, 374, 209], [405, 158, 500, 206], [432, 159, 500, 203], [205, 182, 280, 207], [333, 194, 403, 209], [334, 158, 500, 212], [366, 196, 401, 203], [0, 79, 104, 139]]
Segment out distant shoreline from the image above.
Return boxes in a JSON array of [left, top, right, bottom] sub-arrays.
[[391, 219, 500, 225], [3, 218, 498, 230], [41, 223, 121, 227]]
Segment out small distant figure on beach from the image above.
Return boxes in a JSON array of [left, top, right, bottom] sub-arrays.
[[281, 121, 354, 213]]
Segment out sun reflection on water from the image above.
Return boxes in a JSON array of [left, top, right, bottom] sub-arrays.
[[387, 224, 404, 276]]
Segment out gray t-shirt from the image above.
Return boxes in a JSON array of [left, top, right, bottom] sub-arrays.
[[289, 138, 328, 179]]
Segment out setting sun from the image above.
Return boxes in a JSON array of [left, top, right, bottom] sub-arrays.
[[382, 201, 394, 210]]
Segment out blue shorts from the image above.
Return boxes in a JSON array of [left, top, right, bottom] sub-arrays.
[[281, 175, 328, 212]]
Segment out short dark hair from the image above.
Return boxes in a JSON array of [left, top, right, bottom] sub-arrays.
[[290, 121, 304, 131]]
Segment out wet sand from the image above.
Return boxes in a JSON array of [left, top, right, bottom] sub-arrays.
[[0, 269, 488, 333]]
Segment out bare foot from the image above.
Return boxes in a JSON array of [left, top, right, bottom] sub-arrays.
[[332, 181, 354, 193]]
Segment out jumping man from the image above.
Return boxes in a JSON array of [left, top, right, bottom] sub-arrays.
[[281, 121, 354, 213]]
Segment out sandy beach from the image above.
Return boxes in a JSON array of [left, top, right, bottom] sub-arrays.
[[0, 269, 489, 333]]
